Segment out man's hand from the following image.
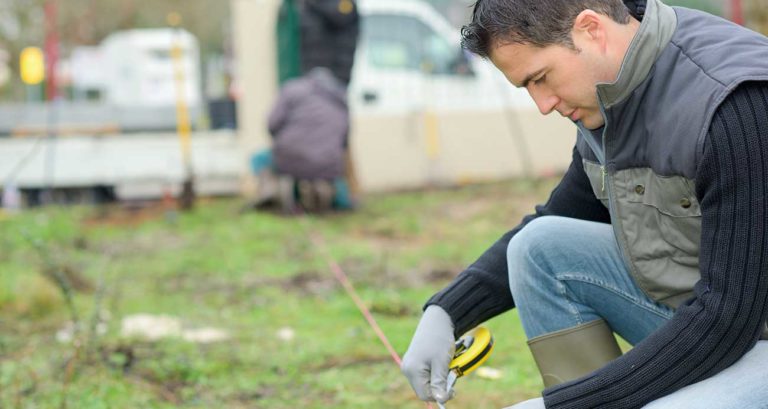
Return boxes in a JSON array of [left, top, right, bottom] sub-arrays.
[[401, 305, 456, 403], [503, 397, 546, 409]]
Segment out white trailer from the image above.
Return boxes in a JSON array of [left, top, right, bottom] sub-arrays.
[[0, 28, 217, 205]]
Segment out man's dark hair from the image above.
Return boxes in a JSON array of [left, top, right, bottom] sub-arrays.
[[462, 0, 631, 58]]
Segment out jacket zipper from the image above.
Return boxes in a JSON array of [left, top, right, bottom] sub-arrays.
[[601, 165, 606, 192]]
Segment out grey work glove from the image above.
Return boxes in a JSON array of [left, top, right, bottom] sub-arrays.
[[401, 305, 456, 404], [502, 397, 546, 409]]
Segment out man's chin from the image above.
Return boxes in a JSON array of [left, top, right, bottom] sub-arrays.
[[580, 116, 605, 130]]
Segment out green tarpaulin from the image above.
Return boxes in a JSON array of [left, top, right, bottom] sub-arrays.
[[276, 0, 301, 85]]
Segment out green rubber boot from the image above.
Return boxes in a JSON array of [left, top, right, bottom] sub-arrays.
[[527, 319, 623, 387]]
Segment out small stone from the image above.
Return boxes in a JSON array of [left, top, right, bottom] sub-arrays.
[[475, 366, 503, 380], [181, 327, 230, 343], [277, 327, 295, 342]]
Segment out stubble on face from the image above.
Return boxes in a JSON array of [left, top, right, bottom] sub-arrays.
[[490, 41, 606, 129]]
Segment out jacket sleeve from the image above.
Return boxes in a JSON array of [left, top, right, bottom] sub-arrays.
[[426, 144, 611, 337], [267, 82, 297, 138], [542, 82, 768, 409]]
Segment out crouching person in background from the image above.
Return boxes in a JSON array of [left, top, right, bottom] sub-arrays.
[[267, 67, 352, 214]]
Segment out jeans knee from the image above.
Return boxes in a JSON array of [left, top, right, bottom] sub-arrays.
[[507, 216, 563, 292], [507, 217, 564, 259]]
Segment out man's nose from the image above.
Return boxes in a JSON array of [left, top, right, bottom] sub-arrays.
[[528, 88, 559, 115]]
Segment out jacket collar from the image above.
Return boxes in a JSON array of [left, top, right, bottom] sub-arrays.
[[596, 0, 677, 108]]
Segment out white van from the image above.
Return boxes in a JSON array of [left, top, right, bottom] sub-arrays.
[[344, 0, 576, 191], [100, 29, 202, 110], [352, 0, 531, 113]]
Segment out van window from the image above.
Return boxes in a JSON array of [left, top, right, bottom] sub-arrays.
[[362, 14, 462, 75], [149, 49, 173, 60]]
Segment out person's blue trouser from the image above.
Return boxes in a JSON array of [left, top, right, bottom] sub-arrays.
[[506, 216, 768, 408], [250, 149, 354, 209], [251, 149, 274, 175]]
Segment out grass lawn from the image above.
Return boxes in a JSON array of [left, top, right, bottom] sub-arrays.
[[0, 178, 557, 408]]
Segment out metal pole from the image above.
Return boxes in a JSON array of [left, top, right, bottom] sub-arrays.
[[43, 0, 60, 205], [44, 0, 59, 101], [168, 13, 196, 210], [731, 0, 744, 25]]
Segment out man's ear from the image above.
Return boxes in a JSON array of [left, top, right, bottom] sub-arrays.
[[572, 10, 607, 52]]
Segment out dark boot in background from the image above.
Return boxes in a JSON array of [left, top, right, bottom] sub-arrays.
[[314, 180, 335, 213], [278, 176, 298, 214], [297, 179, 317, 212]]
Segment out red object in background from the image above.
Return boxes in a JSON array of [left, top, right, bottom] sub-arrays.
[[44, 0, 59, 100], [731, 0, 744, 25]]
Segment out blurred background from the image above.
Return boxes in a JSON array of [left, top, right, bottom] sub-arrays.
[[0, 0, 766, 408], [0, 0, 754, 207]]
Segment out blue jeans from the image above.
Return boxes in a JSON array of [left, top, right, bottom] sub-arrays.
[[507, 216, 673, 344], [506, 216, 768, 408]]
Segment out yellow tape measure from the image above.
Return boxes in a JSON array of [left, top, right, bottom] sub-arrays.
[[439, 327, 494, 409], [450, 326, 494, 377]]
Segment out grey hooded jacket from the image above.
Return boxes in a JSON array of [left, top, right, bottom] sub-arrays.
[[268, 68, 349, 181]]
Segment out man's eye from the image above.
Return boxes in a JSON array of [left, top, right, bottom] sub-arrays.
[[533, 75, 546, 85]]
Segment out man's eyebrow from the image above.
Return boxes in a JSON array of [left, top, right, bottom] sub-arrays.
[[519, 68, 546, 88]]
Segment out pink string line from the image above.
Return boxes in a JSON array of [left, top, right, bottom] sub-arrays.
[[308, 231, 402, 365], [306, 227, 433, 409]]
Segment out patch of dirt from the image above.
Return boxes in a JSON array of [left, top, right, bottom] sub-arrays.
[[101, 344, 136, 373], [439, 199, 496, 222], [231, 386, 277, 401], [91, 343, 182, 403], [334, 257, 460, 289], [369, 301, 414, 317], [283, 271, 338, 296], [42, 264, 94, 293], [426, 268, 457, 283], [159, 270, 339, 299], [309, 354, 393, 371], [82, 202, 169, 228], [127, 373, 187, 404]]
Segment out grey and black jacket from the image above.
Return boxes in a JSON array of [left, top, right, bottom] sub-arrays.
[[427, 0, 768, 407], [576, 0, 768, 309]]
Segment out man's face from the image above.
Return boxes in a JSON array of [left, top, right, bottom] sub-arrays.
[[489, 41, 613, 130]]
